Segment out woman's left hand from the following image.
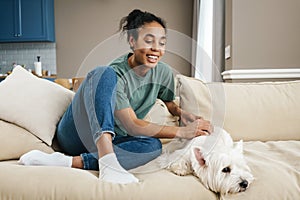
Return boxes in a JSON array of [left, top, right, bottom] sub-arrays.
[[180, 110, 202, 126]]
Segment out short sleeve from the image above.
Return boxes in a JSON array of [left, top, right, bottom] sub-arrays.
[[115, 77, 131, 110]]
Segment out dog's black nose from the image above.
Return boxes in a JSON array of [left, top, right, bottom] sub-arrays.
[[239, 180, 248, 188]]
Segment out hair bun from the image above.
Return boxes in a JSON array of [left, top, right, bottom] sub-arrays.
[[128, 9, 144, 20], [118, 9, 166, 42]]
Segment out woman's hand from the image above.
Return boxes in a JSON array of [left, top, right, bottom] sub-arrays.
[[177, 118, 213, 139], [180, 110, 202, 126]]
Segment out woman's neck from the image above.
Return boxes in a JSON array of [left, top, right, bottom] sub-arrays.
[[127, 54, 150, 77]]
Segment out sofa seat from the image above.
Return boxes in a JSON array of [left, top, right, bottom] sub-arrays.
[[1, 140, 300, 200], [0, 160, 217, 200]]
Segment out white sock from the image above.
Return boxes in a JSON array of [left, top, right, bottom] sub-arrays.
[[99, 153, 139, 184], [18, 150, 72, 167]]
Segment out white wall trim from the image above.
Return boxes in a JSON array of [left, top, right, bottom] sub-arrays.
[[222, 68, 300, 80]]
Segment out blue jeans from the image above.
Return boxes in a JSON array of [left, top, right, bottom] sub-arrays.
[[56, 66, 162, 170]]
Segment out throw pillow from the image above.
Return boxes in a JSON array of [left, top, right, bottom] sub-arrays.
[[176, 74, 225, 126], [0, 66, 75, 145], [0, 120, 54, 161], [143, 99, 179, 127]]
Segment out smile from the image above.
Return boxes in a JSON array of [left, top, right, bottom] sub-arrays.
[[147, 55, 159, 63]]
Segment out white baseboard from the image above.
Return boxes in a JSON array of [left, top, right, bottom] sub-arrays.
[[222, 68, 300, 80]]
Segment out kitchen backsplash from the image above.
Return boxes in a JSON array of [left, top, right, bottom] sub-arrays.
[[0, 42, 56, 75]]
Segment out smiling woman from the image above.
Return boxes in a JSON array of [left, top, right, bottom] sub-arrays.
[[19, 9, 213, 185], [126, 22, 167, 72], [119, 9, 167, 72]]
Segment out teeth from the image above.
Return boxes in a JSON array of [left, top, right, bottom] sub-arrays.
[[148, 55, 158, 59]]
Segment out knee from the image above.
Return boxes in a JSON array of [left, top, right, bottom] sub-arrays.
[[94, 66, 116, 82], [102, 66, 117, 82], [87, 66, 117, 94], [87, 66, 116, 84]]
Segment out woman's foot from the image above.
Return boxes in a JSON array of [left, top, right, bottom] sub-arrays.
[[99, 153, 139, 184], [19, 150, 72, 167]]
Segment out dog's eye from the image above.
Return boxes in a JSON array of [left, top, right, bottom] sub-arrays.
[[222, 167, 231, 173]]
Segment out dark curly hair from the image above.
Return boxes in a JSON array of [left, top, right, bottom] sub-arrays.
[[119, 9, 167, 43]]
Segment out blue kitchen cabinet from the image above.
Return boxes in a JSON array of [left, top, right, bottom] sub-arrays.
[[0, 0, 55, 42]]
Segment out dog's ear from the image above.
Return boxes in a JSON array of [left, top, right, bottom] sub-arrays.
[[234, 140, 243, 154], [193, 147, 206, 166]]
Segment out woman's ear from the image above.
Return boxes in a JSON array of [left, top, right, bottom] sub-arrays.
[[128, 35, 135, 50]]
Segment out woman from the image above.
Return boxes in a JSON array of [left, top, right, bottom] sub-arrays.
[[19, 9, 213, 184]]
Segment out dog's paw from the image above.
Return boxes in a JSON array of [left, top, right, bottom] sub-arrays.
[[169, 161, 192, 176], [172, 168, 190, 176]]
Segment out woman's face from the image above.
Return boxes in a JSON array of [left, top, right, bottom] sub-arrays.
[[129, 21, 167, 68]]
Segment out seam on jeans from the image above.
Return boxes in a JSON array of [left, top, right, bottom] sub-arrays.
[[88, 74, 102, 139]]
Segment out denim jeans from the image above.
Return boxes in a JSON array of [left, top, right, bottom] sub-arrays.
[[56, 66, 162, 170]]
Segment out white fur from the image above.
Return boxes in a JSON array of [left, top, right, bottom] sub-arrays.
[[158, 127, 254, 195]]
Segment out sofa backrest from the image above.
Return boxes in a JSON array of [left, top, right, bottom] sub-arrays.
[[177, 74, 300, 141]]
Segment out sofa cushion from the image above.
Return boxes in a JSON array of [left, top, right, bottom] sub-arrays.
[[0, 140, 299, 200], [0, 161, 217, 200], [143, 99, 179, 126], [177, 74, 300, 141], [0, 120, 54, 161], [0, 66, 75, 145], [224, 140, 300, 200]]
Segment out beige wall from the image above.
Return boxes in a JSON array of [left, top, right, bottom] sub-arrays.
[[226, 0, 300, 70], [54, 0, 194, 78]]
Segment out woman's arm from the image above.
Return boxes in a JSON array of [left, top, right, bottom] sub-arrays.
[[163, 101, 182, 116], [115, 107, 212, 139]]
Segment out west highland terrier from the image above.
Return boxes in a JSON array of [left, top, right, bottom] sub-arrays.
[[158, 127, 254, 195]]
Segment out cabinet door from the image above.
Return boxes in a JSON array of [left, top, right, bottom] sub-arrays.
[[0, 0, 55, 42], [0, 0, 19, 39], [21, 0, 55, 41]]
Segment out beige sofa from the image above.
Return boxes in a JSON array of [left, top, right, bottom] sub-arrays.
[[0, 67, 300, 200]]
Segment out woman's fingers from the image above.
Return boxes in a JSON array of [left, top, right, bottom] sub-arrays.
[[197, 118, 213, 131]]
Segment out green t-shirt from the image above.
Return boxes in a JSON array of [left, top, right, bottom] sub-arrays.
[[110, 53, 175, 136]]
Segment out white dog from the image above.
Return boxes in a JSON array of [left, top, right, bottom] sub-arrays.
[[158, 127, 254, 195]]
